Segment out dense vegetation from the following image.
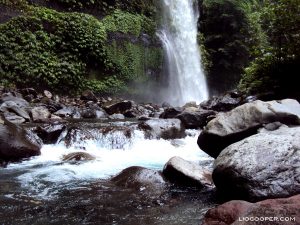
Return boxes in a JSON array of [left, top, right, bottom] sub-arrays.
[[199, 0, 299, 98], [238, 0, 300, 100], [0, 0, 299, 100], [0, 0, 161, 95]]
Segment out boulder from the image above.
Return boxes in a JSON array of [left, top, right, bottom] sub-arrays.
[[1, 92, 29, 108], [31, 106, 51, 122], [163, 156, 213, 188], [198, 99, 300, 158], [159, 107, 183, 119], [213, 126, 300, 200], [43, 90, 53, 99], [104, 100, 133, 115], [54, 107, 79, 118], [80, 108, 97, 119], [0, 122, 41, 162], [62, 152, 95, 163], [0, 101, 31, 121], [34, 123, 66, 144], [2, 112, 26, 124], [176, 108, 216, 129], [111, 166, 166, 194], [138, 119, 185, 139], [202, 195, 300, 225], [200, 92, 242, 112], [109, 113, 125, 120], [80, 90, 97, 102]]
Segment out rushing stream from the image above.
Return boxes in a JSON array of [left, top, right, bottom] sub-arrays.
[[158, 0, 208, 106], [0, 120, 216, 225]]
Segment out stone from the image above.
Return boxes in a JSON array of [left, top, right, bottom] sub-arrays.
[[0, 123, 41, 162], [31, 106, 51, 122], [1, 92, 29, 108], [2, 112, 26, 124], [198, 99, 300, 158], [111, 166, 166, 194], [104, 100, 133, 115], [202, 195, 300, 225], [43, 90, 52, 99], [80, 108, 97, 119], [138, 119, 185, 139], [109, 113, 125, 120], [54, 107, 76, 118], [176, 108, 216, 129], [62, 152, 95, 163], [35, 123, 66, 144], [0, 101, 30, 121], [213, 126, 300, 200], [163, 156, 213, 188], [200, 93, 242, 112], [80, 90, 97, 102], [159, 107, 183, 119]]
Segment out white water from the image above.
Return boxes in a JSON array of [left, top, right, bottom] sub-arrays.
[[7, 130, 212, 199], [158, 0, 208, 106]]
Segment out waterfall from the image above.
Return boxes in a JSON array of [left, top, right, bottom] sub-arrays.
[[158, 0, 208, 106]]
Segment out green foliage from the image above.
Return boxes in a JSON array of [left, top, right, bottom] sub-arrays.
[[102, 9, 155, 37], [104, 40, 162, 84], [0, 6, 107, 93], [200, 0, 252, 94], [0, 4, 161, 95], [239, 0, 300, 99]]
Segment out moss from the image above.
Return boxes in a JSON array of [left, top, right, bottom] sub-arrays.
[[0, 5, 162, 95], [0, 6, 106, 93]]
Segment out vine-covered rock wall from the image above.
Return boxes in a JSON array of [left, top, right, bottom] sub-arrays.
[[0, 0, 163, 96]]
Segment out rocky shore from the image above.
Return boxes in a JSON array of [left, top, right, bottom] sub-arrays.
[[1, 87, 300, 224]]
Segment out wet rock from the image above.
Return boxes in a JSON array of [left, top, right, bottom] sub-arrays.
[[31, 106, 51, 122], [80, 90, 97, 102], [62, 152, 95, 163], [111, 166, 166, 194], [43, 90, 52, 99], [54, 107, 79, 118], [183, 101, 198, 109], [39, 98, 64, 113], [34, 123, 66, 144], [80, 108, 97, 119], [200, 93, 242, 112], [202, 195, 300, 225], [104, 100, 133, 115], [0, 101, 31, 122], [63, 125, 133, 149], [159, 107, 183, 119], [2, 112, 26, 124], [0, 122, 40, 162], [138, 119, 185, 140], [176, 108, 216, 129], [1, 92, 29, 108], [198, 99, 300, 158], [109, 113, 125, 120], [19, 88, 38, 98], [163, 156, 213, 188], [213, 126, 300, 200], [95, 110, 108, 119]]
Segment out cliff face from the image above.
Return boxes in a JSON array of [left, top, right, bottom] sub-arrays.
[[0, 0, 163, 97]]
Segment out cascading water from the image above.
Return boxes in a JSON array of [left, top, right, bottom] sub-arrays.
[[158, 0, 209, 106]]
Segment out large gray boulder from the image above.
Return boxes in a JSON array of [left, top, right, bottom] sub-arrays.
[[138, 119, 185, 139], [198, 99, 300, 158], [0, 122, 41, 162], [163, 156, 213, 188], [111, 166, 166, 196], [213, 126, 300, 200]]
